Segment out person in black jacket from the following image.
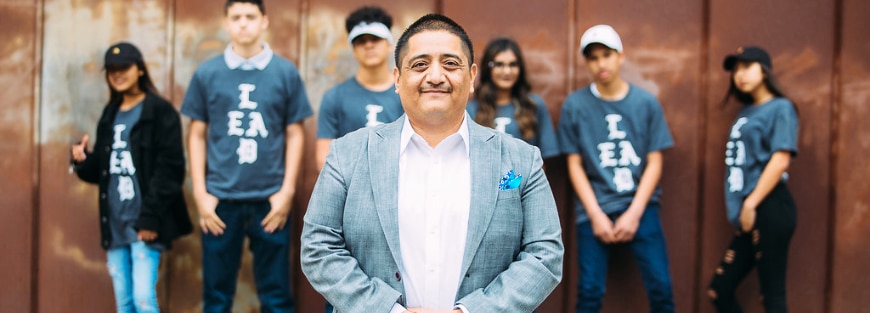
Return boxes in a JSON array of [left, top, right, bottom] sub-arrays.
[[71, 42, 192, 313]]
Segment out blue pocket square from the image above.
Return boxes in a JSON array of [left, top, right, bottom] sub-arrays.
[[498, 169, 522, 191]]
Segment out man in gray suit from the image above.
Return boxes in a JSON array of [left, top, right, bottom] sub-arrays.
[[301, 14, 564, 313]]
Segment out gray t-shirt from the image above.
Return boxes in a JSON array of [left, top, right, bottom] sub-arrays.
[[181, 55, 313, 200], [466, 94, 560, 159], [317, 77, 403, 139], [558, 84, 674, 223], [108, 104, 144, 249], [724, 98, 798, 227]]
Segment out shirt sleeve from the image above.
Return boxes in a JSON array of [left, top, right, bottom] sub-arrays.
[[557, 94, 582, 155], [456, 304, 470, 313], [317, 88, 341, 139], [465, 100, 479, 118], [180, 68, 208, 122], [284, 65, 314, 125], [532, 95, 560, 159], [390, 303, 407, 313], [646, 97, 674, 152], [769, 100, 799, 155]]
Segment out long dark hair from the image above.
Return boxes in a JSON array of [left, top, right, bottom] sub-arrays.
[[474, 37, 538, 140], [722, 61, 791, 107], [106, 60, 158, 106]]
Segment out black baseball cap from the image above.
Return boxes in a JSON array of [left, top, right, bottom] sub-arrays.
[[104, 42, 143, 68], [723, 46, 771, 71]]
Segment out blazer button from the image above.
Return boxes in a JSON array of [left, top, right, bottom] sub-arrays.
[[102, 170, 108, 176], [101, 216, 107, 223], [395, 271, 401, 281], [100, 193, 106, 199], [104, 146, 110, 152], [102, 240, 109, 246]]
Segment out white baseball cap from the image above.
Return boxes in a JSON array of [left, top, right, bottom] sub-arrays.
[[347, 21, 394, 45], [580, 24, 623, 54]]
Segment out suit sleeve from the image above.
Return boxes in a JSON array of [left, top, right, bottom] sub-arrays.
[[301, 140, 403, 313], [457, 147, 565, 312]]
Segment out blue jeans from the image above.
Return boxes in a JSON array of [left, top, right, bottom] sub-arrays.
[[575, 204, 675, 313], [106, 241, 161, 313], [202, 200, 295, 313]]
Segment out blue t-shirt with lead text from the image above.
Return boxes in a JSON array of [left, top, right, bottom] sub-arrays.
[[107, 104, 146, 249], [558, 84, 674, 224], [466, 94, 560, 159], [317, 77, 403, 139], [724, 98, 798, 227], [181, 55, 313, 200]]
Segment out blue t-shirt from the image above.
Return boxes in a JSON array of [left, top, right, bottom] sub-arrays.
[[466, 94, 559, 159], [317, 77, 403, 139], [724, 98, 798, 227], [181, 54, 313, 200], [558, 84, 674, 223], [108, 104, 146, 249]]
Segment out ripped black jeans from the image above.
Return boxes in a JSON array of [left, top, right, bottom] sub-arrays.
[[708, 183, 797, 313]]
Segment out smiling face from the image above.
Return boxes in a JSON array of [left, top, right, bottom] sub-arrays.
[[106, 64, 142, 94], [224, 2, 268, 48], [490, 50, 520, 92], [583, 43, 623, 85], [732, 60, 766, 94], [394, 30, 477, 127], [352, 34, 392, 69]]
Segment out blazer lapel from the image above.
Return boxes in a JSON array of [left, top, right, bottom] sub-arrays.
[[459, 122, 501, 278], [369, 117, 405, 269]]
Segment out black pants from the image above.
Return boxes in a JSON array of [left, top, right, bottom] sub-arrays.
[[708, 183, 797, 313]]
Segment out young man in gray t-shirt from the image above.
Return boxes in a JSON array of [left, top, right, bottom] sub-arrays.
[[180, 1, 312, 312], [315, 6, 403, 171], [557, 24, 676, 312]]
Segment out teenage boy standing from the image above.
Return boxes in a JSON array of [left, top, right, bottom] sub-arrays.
[[557, 24, 676, 313], [181, 1, 312, 312], [316, 6, 403, 170]]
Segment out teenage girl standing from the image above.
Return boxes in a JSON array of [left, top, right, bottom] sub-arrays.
[[467, 37, 559, 159], [71, 42, 192, 313], [708, 46, 799, 313]]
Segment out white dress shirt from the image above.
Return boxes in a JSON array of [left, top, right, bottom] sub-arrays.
[[391, 115, 471, 313]]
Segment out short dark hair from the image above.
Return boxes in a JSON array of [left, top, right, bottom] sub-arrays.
[[394, 14, 473, 70], [345, 6, 392, 33], [225, 0, 265, 15]]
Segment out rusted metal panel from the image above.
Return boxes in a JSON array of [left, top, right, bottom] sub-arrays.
[[702, 0, 835, 312], [37, 0, 173, 312], [830, 0, 870, 311], [572, 0, 706, 312], [0, 0, 38, 312]]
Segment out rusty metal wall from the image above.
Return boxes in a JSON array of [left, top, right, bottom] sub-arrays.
[[0, 0, 38, 312], [701, 0, 836, 312], [2, 0, 869, 312], [830, 0, 870, 311]]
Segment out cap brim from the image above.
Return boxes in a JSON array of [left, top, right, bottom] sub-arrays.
[[723, 55, 738, 71], [350, 32, 388, 42], [104, 60, 136, 68], [347, 22, 393, 45]]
